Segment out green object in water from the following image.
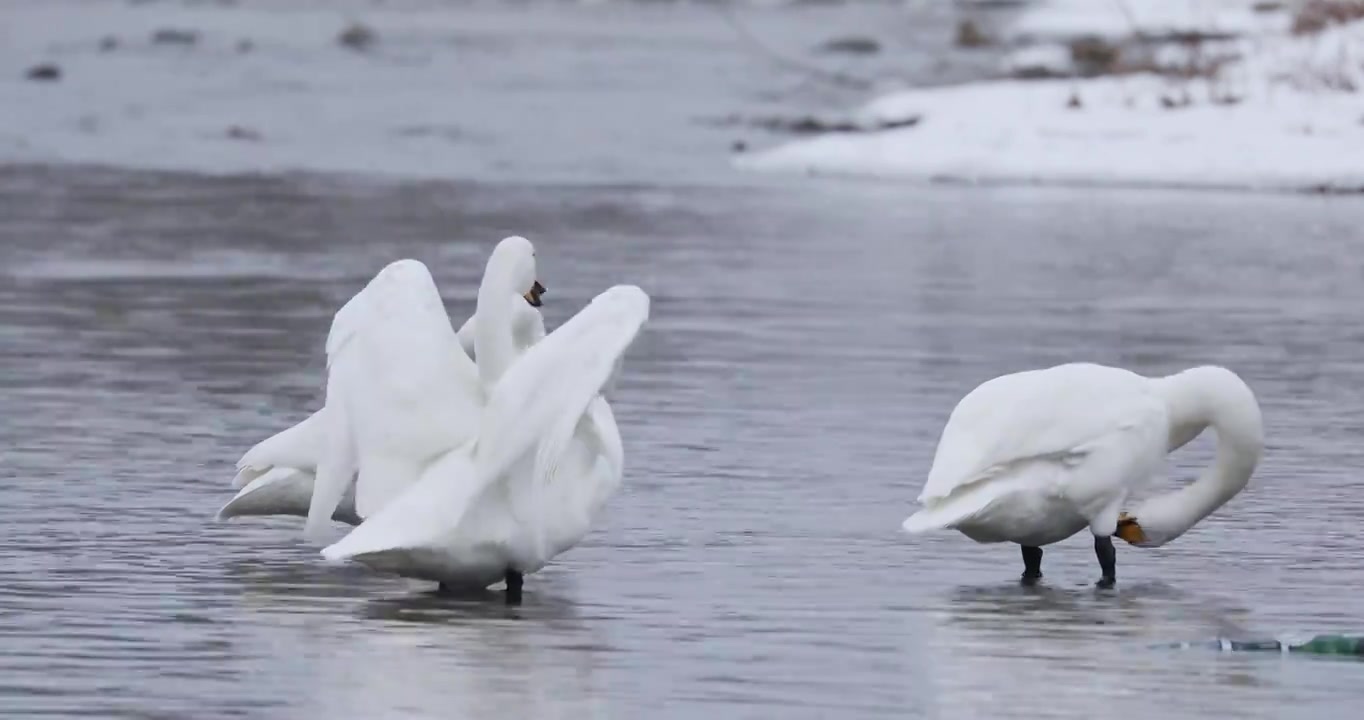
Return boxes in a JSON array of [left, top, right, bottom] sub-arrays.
[[1166, 635, 1364, 656], [1287, 635, 1364, 655]]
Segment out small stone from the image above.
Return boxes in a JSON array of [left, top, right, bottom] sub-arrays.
[[731, 139, 747, 153], [99, 36, 119, 52], [1066, 92, 1082, 109], [25, 63, 61, 82], [236, 39, 254, 53]]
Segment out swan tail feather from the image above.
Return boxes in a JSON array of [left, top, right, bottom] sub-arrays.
[[902, 477, 1015, 534], [217, 468, 361, 525]]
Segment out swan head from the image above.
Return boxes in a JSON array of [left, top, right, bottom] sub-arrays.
[[525, 280, 546, 308], [1116, 366, 1264, 548], [1114, 512, 1149, 545], [486, 236, 545, 307]]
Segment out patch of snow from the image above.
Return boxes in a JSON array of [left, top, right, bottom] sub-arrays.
[[1007, 0, 1291, 42], [1001, 43, 1075, 77], [738, 17, 1364, 193]]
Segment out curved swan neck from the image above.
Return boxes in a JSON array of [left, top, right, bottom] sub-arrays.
[[1137, 367, 1263, 546]]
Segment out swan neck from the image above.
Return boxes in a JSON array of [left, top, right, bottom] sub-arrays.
[[1139, 367, 1263, 545], [475, 269, 518, 388]]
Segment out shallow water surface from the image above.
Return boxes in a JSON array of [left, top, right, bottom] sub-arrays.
[[5, 0, 1364, 716], [3, 164, 1364, 719]]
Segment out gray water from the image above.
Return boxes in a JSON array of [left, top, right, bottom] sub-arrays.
[[5, 3, 1364, 720]]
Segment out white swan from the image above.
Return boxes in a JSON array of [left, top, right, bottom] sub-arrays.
[[217, 236, 546, 526], [901, 363, 1263, 587], [320, 284, 649, 602]]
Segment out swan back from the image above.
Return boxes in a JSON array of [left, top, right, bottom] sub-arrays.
[[920, 364, 1164, 503]]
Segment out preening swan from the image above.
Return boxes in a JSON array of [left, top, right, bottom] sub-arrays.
[[217, 236, 546, 526], [321, 284, 649, 602], [901, 364, 1262, 587]]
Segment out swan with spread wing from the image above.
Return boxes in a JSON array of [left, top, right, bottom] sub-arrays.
[[902, 363, 1263, 587], [217, 236, 547, 526], [320, 284, 649, 601]]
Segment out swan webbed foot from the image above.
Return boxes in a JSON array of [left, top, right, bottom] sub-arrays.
[[504, 569, 524, 606], [1020, 545, 1043, 584], [1094, 535, 1116, 589]]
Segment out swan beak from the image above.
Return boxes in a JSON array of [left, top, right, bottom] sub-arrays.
[[524, 280, 545, 307], [1114, 513, 1148, 545]]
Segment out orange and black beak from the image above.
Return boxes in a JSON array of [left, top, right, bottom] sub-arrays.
[[524, 280, 546, 307], [1114, 513, 1147, 545]]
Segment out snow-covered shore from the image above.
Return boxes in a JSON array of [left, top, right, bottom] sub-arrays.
[[739, 2, 1364, 193]]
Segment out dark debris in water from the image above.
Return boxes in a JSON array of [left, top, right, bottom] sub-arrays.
[[1303, 183, 1364, 195], [704, 113, 921, 137], [339, 22, 379, 52], [152, 28, 201, 46], [395, 124, 465, 142], [225, 126, 263, 142], [25, 63, 61, 82], [814, 36, 882, 55]]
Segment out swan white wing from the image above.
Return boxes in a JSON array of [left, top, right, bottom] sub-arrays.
[[456, 313, 477, 360], [219, 466, 361, 526], [232, 408, 325, 488], [585, 396, 624, 482], [305, 370, 360, 538], [321, 285, 649, 563], [914, 363, 1167, 523], [305, 260, 484, 535], [482, 285, 649, 488]]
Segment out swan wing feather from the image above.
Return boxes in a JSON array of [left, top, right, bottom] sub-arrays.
[[919, 363, 1166, 506], [305, 260, 483, 533], [231, 408, 325, 488]]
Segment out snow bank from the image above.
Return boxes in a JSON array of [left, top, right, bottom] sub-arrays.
[[1006, 0, 1290, 42], [738, 14, 1364, 193]]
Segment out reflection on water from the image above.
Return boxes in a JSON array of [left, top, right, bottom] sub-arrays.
[[3, 163, 1364, 719]]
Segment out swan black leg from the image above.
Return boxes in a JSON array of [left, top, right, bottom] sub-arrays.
[[1020, 546, 1043, 584], [504, 569, 524, 605], [1094, 536, 1117, 588]]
